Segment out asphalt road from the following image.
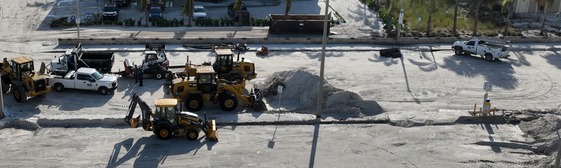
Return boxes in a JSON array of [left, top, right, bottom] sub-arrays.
[[0, 123, 540, 168]]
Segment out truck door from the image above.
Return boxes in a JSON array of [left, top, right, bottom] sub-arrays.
[[465, 41, 476, 53], [76, 74, 96, 90]]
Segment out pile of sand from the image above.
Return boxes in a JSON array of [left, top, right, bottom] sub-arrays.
[[519, 114, 561, 167], [256, 67, 365, 118], [0, 118, 40, 131]]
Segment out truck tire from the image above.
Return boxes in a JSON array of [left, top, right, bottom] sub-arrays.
[[484, 53, 493, 62], [155, 72, 164, 80], [98, 86, 110, 95], [219, 92, 238, 111], [54, 83, 64, 92], [186, 129, 199, 141], [185, 95, 203, 111], [155, 125, 173, 140], [454, 47, 463, 55], [12, 85, 27, 103]]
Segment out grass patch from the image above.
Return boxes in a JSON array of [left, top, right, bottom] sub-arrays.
[[365, 0, 507, 37]]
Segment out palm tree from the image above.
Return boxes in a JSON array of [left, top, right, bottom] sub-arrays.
[[234, 0, 243, 25], [502, 0, 515, 36], [472, 0, 482, 36], [182, 0, 195, 27], [426, 0, 433, 36], [471, 0, 495, 36], [453, 0, 458, 36], [285, 0, 292, 15], [536, 0, 555, 34]]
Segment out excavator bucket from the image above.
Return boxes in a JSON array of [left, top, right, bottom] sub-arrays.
[[206, 120, 218, 141], [128, 115, 141, 128]]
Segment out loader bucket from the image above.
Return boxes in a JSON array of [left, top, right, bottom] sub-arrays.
[[206, 120, 218, 141], [251, 88, 267, 111], [127, 115, 140, 128]]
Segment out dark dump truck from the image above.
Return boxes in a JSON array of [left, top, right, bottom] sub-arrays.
[[268, 14, 331, 34], [49, 43, 115, 76]]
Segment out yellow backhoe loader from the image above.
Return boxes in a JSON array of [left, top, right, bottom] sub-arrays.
[[125, 93, 218, 141], [1, 57, 51, 102], [168, 66, 266, 112]]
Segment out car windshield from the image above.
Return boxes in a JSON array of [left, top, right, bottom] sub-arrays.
[[91, 71, 104, 80], [194, 8, 205, 12], [104, 6, 117, 11], [150, 8, 162, 13]]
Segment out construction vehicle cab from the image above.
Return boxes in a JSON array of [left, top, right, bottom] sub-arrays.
[[168, 66, 266, 112], [212, 49, 257, 82], [125, 93, 218, 141], [1, 56, 51, 102]]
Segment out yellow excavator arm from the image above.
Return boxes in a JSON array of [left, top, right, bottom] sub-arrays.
[[125, 93, 154, 131]]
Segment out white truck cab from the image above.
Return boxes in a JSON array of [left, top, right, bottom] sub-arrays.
[[452, 38, 510, 61], [50, 68, 118, 95]]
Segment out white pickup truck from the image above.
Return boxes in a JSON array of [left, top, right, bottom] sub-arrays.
[[49, 68, 118, 95], [452, 38, 510, 61]]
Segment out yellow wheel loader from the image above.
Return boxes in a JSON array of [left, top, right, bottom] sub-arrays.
[[178, 49, 256, 82], [124, 93, 218, 141], [168, 66, 266, 112], [1, 57, 51, 102]]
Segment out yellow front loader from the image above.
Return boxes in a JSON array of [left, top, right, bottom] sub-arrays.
[[1, 56, 51, 102], [168, 67, 266, 112]]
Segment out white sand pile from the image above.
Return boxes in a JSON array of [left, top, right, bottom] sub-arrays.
[[518, 114, 561, 167], [0, 118, 40, 131], [256, 67, 365, 118]]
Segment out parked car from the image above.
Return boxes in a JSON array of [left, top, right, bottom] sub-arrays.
[[148, 6, 163, 21], [114, 0, 131, 7], [102, 3, 119, 20], [227, 3, 250, 19], [193, 5, 208, 20], [56, 0, 75, 7]]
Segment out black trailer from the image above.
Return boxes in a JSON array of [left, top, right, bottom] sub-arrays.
[[268, 14, 331, 35]]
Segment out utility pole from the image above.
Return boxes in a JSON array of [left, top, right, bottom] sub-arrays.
[[317, 0, 329, 118], [397, 0, 404, 38], [76, 0, 81, 40]]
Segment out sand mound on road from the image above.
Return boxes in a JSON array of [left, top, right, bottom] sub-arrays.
[[519, 114, 561, 167], [0, 118, 40, 131], [256, 67, 367, 118]]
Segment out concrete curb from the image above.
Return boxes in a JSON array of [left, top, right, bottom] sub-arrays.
[[58, 36, 561, 45]]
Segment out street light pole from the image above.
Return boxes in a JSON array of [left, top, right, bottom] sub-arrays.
[[317, 0, 329, 118], [76, 0, 81, 40]]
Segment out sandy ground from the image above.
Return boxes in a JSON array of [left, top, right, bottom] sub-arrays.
[[1, 0, 561, 167]]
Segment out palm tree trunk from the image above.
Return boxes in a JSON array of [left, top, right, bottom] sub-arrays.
[[426, 0, 433, 37], [453, 0, 458, 36], [473, 0, 481, 36], [285, 0, 292, 15], [541, 0, 548, 35]]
